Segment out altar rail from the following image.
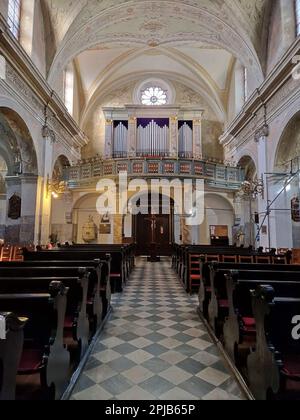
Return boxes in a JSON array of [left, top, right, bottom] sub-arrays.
[[65, 157, 244, 190]]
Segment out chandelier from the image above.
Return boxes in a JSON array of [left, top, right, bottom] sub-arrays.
[[239, 177, 265, 200]]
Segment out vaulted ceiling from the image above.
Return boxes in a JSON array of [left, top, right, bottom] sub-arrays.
[[41, 0, 270, 126]]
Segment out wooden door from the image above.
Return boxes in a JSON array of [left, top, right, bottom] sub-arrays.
[[135, 214, 172, 256]]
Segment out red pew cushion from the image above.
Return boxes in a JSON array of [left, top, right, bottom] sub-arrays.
[[64, 315, 74, 329], [18, 349, 42, 373], [218, 299, 229, 308], [282, 355, 300, 379], [241, 317, 256, 334]]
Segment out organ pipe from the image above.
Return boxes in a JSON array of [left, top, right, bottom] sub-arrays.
[[179, 122, 193, 157], [137, 120, 169, 157], [113, 122, 128, 156]]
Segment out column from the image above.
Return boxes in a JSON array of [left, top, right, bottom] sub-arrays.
[[255, 125, 271, 249], [193, 118, 202, 159], [37, 126, 55, 245], [128, 116, 137, 158], [19, 175, 38, 244], [169, 116, 178, 158], [114, 214, 123, 244], [105, 119, 114, 159]]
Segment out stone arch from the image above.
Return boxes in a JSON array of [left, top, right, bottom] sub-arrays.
[[238, 155, 257, 181], [0, 97, 41, 174], [0, 107, 38, 176], [80, 70, 226, 129], [70, 193, 114, 245], [52, 154, 71, 181], [274, 111, 300, 171], [200, 192, 235, 245], [47, 1, 264, 93], [0, 107, 39, 245]]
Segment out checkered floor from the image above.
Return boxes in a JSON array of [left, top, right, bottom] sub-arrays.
[[71, 258, 246, 400]]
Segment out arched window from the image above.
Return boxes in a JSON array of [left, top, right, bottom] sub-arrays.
[[7, 0, 21, 39], [296, 0, 300, 36], [141, 86, 167, 106], [64, 64, 74, 115]]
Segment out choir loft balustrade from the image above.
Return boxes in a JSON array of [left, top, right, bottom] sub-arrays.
[[64, 157, 244, 191]]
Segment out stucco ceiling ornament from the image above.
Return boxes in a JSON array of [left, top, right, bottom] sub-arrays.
[[48, 1, 264, 90]]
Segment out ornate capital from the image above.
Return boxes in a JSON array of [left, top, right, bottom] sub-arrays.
[[193, 119, 202, 126], [254, 124, 269, 143]]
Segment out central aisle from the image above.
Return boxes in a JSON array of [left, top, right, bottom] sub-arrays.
[[72, 258, 246, 400]]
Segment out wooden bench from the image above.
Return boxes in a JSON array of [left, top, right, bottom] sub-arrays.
[[0, 270, 90, 360], [222, 270, 300, 363], [0, 312, 28, 400], [205, 263, 300, 336], [0, 283, 70, 400], [0, 259, 111, 330], [247, 285, 300, 400], [198, 261, 297, 319], [61, 244, 136, 277], [173, 244, 287, 293], [0, 257, 112, 316], [23, 249, 125, 293]]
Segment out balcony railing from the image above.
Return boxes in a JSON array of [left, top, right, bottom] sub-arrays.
[[64, 156, 244, 191]]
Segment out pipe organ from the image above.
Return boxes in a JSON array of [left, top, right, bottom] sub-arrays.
[[178, 121, 193, 158], [113, 121, 128, 158], [137, 118, 169, 157], [103, 106, 204, 159]]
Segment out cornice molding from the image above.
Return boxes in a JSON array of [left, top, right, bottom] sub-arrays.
[[220, 37, 300, 147], [0, 13, 88, 149]]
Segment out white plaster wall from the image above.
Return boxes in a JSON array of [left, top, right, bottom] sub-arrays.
[[199, 193, 235, 245], [31, 0, 47, 76], [0, 0, 8, 19], [72, 194, 114, 244]]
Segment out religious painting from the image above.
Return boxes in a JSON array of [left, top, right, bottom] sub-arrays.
[[99, 213, 111, 235], [210, 225, 229, 238], [291, 197, 300, 222], [8, 193, 21, 220]]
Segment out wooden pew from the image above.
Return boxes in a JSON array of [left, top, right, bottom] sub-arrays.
[[0, 261, 108, 330], [206, 263, 300, 335], [0, 257, 112, 319], [0, 312, 28, 400], [223, 271, 300, 362], [0, 270, 90, 360], [23, 249, 125, 293], [247, 285, 300, 400], [0, 283, 70, 400], [174, 244, 286, 293], [61, 243, 136, 275], [200, 260, 300, 314]]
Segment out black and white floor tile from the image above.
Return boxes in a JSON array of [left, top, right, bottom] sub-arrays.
[[71, 258, 246, 400]]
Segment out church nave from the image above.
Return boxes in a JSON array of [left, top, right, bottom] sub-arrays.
[[71, 258, 245, 401]]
